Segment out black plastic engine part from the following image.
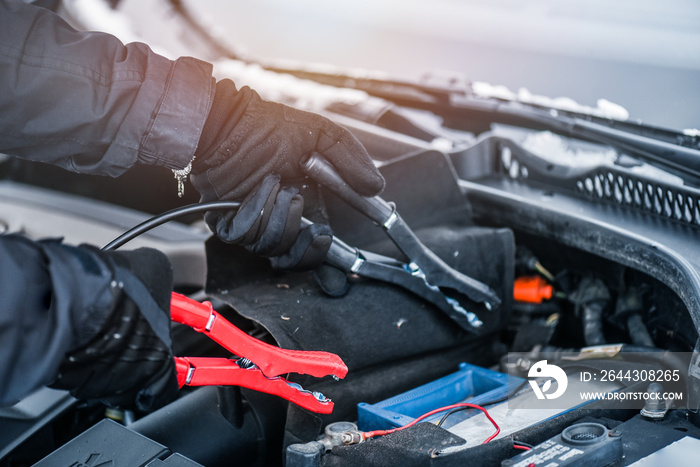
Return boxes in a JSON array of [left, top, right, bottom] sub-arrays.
[[611, 411, 700, 465], [454, 134, 700, 334], [129, 386, 286, 467], [286, 441, 325, 467], [33, 419, 202, 466], [570, 278, 611, 347], [502, 422, 622, 467]]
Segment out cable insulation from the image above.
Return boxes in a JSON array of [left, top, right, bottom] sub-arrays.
[[102, 201, 241, 250], [361, 402, 500, 444]]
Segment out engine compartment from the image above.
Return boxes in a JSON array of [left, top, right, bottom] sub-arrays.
[[2, 88, 700, 465]]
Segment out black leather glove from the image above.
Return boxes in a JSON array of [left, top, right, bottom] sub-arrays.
[[190, 79, 385, 269], [50, 247, 177, 412]]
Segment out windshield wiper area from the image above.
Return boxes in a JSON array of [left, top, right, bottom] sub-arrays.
[[465, 101, 700, 186], [262, 65, 700, 186]]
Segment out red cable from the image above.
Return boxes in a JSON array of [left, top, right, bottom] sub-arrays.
[[513, 444, 531, 451], [361, 403, 500, 443]]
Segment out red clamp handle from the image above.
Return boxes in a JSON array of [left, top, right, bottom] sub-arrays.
[[170, 293, 347, 379], [170, 293, 347, 414]]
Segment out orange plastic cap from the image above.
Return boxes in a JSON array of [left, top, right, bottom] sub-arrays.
[[514, 276, 554, 304]]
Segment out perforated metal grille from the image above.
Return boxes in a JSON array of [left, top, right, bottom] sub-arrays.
[[570, 432, 599, 441], [575, 171, 700, 226], [497, 142, 700, 228]]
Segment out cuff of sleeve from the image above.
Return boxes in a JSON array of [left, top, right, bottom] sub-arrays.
[[138, 56, 216, 170]]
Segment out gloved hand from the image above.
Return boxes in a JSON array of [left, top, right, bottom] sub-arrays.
[[190, 79, 385, 269], [49, 247, 178, 412]]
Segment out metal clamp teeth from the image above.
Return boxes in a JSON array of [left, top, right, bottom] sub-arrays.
[[286, 382, 331, 403]]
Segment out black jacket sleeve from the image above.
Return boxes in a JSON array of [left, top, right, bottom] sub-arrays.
[[0, 235, 122, 406], [0, 0, 215, 176], [0, 234, 178, 408], [0, 2, 215, 406]]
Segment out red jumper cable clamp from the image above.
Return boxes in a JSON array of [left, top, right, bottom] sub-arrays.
[[170, 292, 348, 414]]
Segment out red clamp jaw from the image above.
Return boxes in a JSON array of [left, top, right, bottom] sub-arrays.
[[170, 293, 348, 414]]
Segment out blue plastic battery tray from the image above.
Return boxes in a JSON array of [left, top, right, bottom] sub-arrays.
[[357, 362, 524, 431]]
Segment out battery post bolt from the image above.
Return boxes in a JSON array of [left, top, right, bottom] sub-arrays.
[[640, 382, 669, 420]]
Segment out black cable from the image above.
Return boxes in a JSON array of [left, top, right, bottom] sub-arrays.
[[480, 379, 529, 407], [435, 407, 467, 428], [102, 201, 240, 251], [436, 379, 529, 428]]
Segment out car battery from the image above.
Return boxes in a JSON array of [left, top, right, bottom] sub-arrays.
[[33, 419, 203, 466], [502, 422, 623, 467], [357, 362, 522, 431]]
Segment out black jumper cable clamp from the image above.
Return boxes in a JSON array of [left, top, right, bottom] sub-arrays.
[[302, 153, 501, 331]]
